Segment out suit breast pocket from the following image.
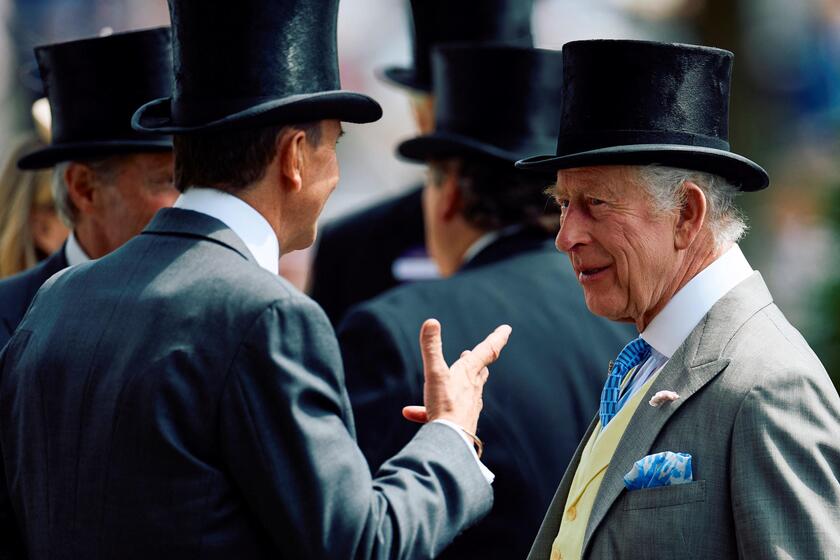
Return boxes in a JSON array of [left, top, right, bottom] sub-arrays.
[[623, 479, 706, 511], [597, 480, 707, 559]]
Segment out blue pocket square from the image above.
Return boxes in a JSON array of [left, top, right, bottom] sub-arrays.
[[623, 451, 693, 490]]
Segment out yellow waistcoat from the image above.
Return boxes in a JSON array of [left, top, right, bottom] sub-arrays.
[[549, 373, 659, 560]]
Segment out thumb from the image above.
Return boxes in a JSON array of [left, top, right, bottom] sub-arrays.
[[402, 406, 429, 424], [419, 319, 447, 377]]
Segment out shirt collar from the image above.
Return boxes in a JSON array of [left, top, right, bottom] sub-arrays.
[[65, 231, 91, 267], [174, 187, 280, 275], [461, 225, 524, 267], [641, 244, 754, 358]]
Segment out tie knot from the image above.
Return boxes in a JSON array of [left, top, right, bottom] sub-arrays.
[[613, 337, 652, 374]]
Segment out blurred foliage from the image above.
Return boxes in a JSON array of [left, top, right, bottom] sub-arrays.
[[806, 184, 840, 392]]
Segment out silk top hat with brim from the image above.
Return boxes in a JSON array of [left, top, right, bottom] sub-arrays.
[[515, 40, 769, 191], [18, 28, 173, 170], [382, 0, 534, 92], [398, 45, 563, 166], [132, 0, 382, 134]]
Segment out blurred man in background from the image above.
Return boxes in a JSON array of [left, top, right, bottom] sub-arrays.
[[339, 44, 631, 559], [309, 0, 535, 326], [0, 28, 176, 349]]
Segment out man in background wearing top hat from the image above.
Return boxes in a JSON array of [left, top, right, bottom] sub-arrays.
[[516, 40, 840, 560], [0, 1, 512, 559], [338, 44, 632, 559], [309, 0, 534, 327], [0, 27, 177, 349]]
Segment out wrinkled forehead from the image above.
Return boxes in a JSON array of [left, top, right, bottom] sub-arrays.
[[553, 165, 640, 197]]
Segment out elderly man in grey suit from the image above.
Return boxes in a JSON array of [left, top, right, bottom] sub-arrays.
[[515, 40, 840, 559], [0, 1, 511, 559]]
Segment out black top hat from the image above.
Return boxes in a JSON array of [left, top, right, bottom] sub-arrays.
[[515, 40, 769, 191], [132, 0, 382, 134], [398, 45, 563, 166], [18, 28, 173, 170], [382, 0, 534, 92]]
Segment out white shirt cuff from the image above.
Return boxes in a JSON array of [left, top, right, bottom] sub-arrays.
[[431, 419, 495, 485]]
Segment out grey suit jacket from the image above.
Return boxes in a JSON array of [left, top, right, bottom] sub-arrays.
[[0, 208, 491, 560], [528, 273, 840, 559]]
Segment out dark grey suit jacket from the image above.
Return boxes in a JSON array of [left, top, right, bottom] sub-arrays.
[[0, 246, 68, 349], [528, 273, 840, 559], [0, 208, 491, 560], [339, 229, 633, 560]]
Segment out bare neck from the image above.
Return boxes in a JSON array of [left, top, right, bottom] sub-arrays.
[[234, 181, 290, 252], [72, 219, 109, 260], [636, 240, 728, 332], [435, 222, 487, 278]]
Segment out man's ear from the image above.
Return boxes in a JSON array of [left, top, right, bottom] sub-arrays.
[[278, 128, 308, 193], [439, 168, 463, 222], [64, 163, 97, 215], [674, 180, 707, 250]]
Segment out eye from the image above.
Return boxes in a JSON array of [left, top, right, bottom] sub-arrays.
[[588, 197, 605, 206]]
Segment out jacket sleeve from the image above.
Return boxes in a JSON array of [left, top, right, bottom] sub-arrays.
[[218, 296, 492, 560], [731, 369, 840, 558], [337, 305, 423, 472]]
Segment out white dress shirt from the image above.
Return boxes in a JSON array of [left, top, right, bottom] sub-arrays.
[[64, 231, 91, 267], [619, 244, 755, 405], [175, 187, 494, 483], [175, 188, 280, 274]]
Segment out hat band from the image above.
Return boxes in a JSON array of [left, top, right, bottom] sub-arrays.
[[171, 90, 341, 126], [555, 129, 730, 156]]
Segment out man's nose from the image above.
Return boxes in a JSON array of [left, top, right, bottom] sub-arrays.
[[555, 204, 589, 253]]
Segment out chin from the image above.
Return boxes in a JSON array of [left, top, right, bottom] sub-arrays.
[[583, 295, 624, 322], [293, 229, 318, 251]]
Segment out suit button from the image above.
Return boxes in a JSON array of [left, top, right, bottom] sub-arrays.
[[566, 506, 577, 521]]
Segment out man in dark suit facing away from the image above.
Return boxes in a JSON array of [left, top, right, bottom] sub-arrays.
[[0, 28, 177, 349], [0, 2, 512, 559], [309, 0, 535, 326], [338, 45, 632, 560]]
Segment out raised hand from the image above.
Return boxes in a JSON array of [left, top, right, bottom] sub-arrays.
[[403, 318, 512, 435]]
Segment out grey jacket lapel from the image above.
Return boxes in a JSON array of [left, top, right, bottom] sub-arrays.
[[527, 416, 600, 560], [580, 272, 774, 556], [141, 207, 259, 266]]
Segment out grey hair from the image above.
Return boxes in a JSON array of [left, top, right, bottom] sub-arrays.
[[51, 158, 123, 226], [51, 162, 75, 227], [636, 165, 748, 250]]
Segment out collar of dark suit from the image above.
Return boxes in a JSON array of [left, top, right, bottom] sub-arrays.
[[44, 243, 69, 274], [0, 245, 69, 336], [459, 226, 554, 273], [141, 207, 259, 266]]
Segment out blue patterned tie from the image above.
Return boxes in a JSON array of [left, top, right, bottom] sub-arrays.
[[600, 337, 652, 428]]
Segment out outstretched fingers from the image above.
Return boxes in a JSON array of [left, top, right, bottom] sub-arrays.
[[462, 325, 512, 373], [420, 319, 448, 378]]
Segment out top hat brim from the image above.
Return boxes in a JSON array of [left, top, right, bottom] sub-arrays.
[[398, 131, 553, 169], [379, 66, 432, 93], [132, 91, 383, 134], [515, 144, 770, 192], [17, 139, 172, 170]]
